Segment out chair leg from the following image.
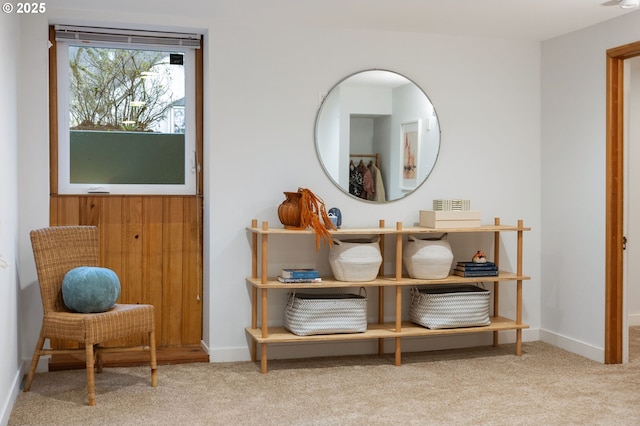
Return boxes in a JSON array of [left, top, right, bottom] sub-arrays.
[[85, 343, 96, 406], [23, 328, 45, 392], [149, 330, 157, 387]]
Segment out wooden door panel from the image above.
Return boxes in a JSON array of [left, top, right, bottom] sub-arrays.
[[49, 195, 202, 349]]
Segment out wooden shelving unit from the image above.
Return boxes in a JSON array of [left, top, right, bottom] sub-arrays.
[[245, 218, 530, 373]]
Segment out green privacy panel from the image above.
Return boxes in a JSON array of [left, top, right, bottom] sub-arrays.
[[70, 131, 185, 184]]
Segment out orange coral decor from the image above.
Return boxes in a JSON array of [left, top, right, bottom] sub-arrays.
[[282, 188, 336, 250]]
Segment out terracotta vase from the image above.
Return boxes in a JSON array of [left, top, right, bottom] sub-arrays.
[[278, 191, 302, 229]]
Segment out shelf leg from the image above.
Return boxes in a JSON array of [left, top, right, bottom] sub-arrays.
[[261, 288, 268, 338], [260, 344, 268, 374], [516, 219, 524, 356], [259, 221, 270, 368], [251, 219, 258, 277], [516, 279, 523, 356], [261, 222, 269, 284], [250, 219, 258, 362], [493, 217, 500, 347], [250, 287, 258, 362], [378, 220, 385, 356], [394, 223, 403, 367], [395, 286, 402, 332], [378, 287, 384, 355], [395, 222, 402, 281]]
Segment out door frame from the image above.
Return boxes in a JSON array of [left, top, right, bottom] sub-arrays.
[[605, 40, 640, 364], [47, 27, 206, 363]]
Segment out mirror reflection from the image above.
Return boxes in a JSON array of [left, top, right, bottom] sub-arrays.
[[315, 70, 440, 202]]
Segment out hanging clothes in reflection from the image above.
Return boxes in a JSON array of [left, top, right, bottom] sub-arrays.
[[369, 162, 386, 202], [349, 160, 364, 198], [349, 157, 386, 201], [358, 160, 374, 200]]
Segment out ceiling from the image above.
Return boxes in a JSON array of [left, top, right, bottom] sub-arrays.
[[240, 0, 640, 42], [53, 1, 640, 42]]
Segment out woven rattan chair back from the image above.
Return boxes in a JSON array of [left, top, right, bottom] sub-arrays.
[[30, 226, 99, 315]]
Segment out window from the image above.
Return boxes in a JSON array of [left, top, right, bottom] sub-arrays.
[[54, 25, 201, 195]]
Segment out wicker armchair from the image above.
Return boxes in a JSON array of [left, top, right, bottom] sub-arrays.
[[25, 226, 157, 406]]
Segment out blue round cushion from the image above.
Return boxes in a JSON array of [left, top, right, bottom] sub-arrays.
[[62, 266, 121, 313]]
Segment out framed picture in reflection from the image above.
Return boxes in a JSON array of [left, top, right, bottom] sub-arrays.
[[400, 120, 420, 190]]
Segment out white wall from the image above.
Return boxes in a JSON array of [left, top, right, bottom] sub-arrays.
[[0, 9, 23, 426], [16, 0, 541, 377], [10, 3, 640, 419], [20, 0, 540, 361], [541, 11, 640, 361], [189, 5, 544, 361]]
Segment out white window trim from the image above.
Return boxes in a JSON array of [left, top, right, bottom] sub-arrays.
[[56, 38, 197, 195]]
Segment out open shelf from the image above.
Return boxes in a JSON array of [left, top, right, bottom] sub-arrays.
[[246, 272, 530, 289], [246, 317, 528, 344], [245, 218, 530, 373], [246, 224, 531, 235]]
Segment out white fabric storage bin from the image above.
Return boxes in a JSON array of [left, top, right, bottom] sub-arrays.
[[403, 234, 453, 279], [283, 290, 368, 336], [410, 285, 491, 329], [328, 237, 382, 282]]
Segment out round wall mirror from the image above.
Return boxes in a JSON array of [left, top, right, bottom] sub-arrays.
[[315, 69, 441, 202]]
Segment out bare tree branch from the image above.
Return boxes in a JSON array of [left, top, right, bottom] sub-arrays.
[[69, 47, 178, 132]]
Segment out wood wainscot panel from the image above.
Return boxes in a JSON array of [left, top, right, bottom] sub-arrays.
[[48, 195, 206, 368]]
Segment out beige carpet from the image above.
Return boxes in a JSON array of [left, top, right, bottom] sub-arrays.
[[9, 331, 640, 425]]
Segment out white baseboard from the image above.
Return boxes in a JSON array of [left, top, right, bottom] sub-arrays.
[[199, 340, 210, 356], [21, 356, 49, 374], [539, 328, 604, 363], [1, 365, 23, 426], [208, 347, 252, 362], [628, 314, 640, 326]]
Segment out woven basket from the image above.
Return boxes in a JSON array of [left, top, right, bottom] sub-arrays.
[[403, 234, 453, 279], [284, 289, 367, 336], [410, 285, 491, 329], [328, 237, 382, 282]]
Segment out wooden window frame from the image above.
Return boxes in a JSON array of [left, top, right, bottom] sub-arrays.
[[48, 26, 204, 196]]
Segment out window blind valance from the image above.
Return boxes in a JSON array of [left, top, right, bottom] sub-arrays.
[[54, 25, 201, 49]]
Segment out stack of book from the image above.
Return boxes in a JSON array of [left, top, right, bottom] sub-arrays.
[[453, 261, 499, 278], [277, 268, 322, 283]]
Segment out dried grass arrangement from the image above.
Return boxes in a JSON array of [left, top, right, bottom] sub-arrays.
[[278, 187, 336, 250]]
